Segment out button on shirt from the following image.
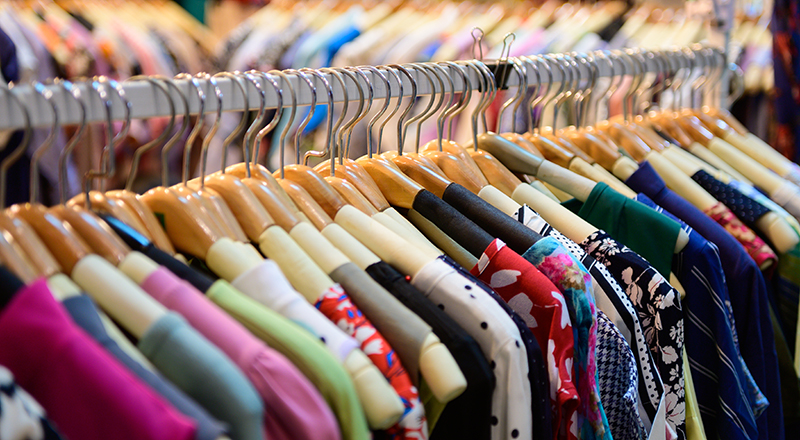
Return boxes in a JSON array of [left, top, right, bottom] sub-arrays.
[[515, 205, 664, 433], [469, 239, 578, 440], [522, 237, 610, 440], [580, 231, 686, 439], [439, 256, 551, 440], [412, 258, 532, 440]]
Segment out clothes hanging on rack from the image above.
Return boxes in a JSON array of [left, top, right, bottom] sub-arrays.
[[0, 25, 797, 440]]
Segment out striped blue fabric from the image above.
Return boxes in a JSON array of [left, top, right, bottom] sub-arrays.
[[635, 193, 763, 440]]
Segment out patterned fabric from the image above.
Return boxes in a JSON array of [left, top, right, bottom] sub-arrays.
[[580, 231, 686, 438], [315, 285, 427, 440], [627, 161, 784, 440], [636, 193, 770, 419], [729, 178, 800, 356], [691, 170, 771, 226], [0, 365, 63, 440], [703, 202, 777, 270], [470, 239, 580, 440], [412, 259, 533, 440], [522, 237, 610, 440], [515, 205, 663, 432], [596, 311, 647, 440], [439, 256, 552, 440], [635, 193, 761, 440]]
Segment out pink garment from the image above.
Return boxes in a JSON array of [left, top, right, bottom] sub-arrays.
[[141, 267, 341, 440], [0, 279, 197, 440], [704, 202, 777, 269]]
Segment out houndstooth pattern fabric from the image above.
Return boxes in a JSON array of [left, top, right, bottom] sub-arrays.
[[596, 311, 647, 440]]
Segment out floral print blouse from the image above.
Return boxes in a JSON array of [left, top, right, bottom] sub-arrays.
[[471, 238, 580, 440], [522, 237, 611, 440], [315, 285, 427, 440], [581, 231, 686, 439], [703, 202, 777, 270]]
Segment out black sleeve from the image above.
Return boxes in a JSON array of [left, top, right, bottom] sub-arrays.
[[442, 183, 542, 254], [100, 214, 215, 292], [0, 265, 25, 310], [412, 189, 494, 258]]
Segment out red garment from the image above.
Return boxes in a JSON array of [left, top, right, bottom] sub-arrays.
[[0, 279, 197, 440], [471, 239, 580, 440], [315, 285, 427, 440]]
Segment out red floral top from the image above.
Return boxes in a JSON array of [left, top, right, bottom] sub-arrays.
[[316, 285, 427, 440], [471, 239, 580, 440]]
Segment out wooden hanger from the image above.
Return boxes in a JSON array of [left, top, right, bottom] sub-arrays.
[[171, 73, 248, 242]]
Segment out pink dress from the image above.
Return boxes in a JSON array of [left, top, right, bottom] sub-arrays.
[[141, 267, 341, 440], [0, 278, 197, 440]]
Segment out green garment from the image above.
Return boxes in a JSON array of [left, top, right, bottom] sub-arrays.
[[207, 280, 370, 440], [175, 0, 205, 24], [770, 304, 800, 432], [562, 182, 681, 277]]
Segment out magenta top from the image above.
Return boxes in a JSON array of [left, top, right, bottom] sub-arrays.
[[141, 267, 341, 440], [0, 278, 197, 440]]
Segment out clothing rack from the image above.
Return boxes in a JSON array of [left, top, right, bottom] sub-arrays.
[[0, 46, 725, 131]]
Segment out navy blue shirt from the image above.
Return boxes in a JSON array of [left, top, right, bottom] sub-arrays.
[[635, 193, 762, 440], [627, 161, 784, 440]]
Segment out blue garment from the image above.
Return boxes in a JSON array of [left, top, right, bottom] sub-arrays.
[[596, 310, 647, 440], [627, 161, 784, 440], [691, 170, 771, 228], [635, 194, 762, 440]]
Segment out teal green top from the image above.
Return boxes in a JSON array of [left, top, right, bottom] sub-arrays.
[[562, 182, 681, 277], [207, 280, 370, 440]]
